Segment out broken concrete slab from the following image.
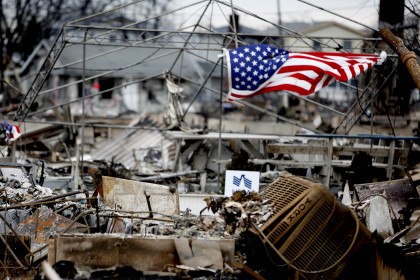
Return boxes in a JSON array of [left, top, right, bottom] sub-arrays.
[[366, 195, 395, 239], [100, 176, 179, 215], [191, 239, 224, 270], [49, 234, 235, 273], [342, 180, 352, 206], [174, 237, 194, 264], [175, 238, 224, 269]]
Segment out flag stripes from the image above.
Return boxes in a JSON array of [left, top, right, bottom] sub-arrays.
[[225, 44, 384, 101]]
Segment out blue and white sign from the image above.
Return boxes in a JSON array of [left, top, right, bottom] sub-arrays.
[[224, 170, 260, 196]]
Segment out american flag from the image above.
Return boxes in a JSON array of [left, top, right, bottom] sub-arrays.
[[225, 44, 385, 101]]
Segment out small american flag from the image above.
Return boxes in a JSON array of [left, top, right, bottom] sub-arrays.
[[225, 44, 385, 101]]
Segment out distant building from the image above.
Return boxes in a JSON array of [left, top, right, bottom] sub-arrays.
[[282, 21, 370, 53], [10, 16, 375, 122]]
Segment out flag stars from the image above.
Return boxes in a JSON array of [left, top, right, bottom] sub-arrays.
[[228, 44, 290, 92]]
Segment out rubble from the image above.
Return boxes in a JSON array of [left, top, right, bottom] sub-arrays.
[[1, 129, 420, 279], [0, 161, 275, 279]]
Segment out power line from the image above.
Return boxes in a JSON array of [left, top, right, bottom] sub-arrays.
[[297, 0, 379, 32]]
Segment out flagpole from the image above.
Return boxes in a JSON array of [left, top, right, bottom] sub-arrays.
[[218, 56, 224, 191]]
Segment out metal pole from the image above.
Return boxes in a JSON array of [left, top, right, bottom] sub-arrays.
[[80, 29, 89, 190], [379, 27, 420, 90], [218, 56, 223, 191]]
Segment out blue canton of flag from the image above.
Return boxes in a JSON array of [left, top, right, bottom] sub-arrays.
[[228, 45, 289, 92]]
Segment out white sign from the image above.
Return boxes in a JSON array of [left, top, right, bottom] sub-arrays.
[[224, 170, 260, 196]]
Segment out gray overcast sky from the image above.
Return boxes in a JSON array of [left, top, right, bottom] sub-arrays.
[[175, 0, 380, 31], [257, 0, 379, 29], [232, 0, 379, 28]]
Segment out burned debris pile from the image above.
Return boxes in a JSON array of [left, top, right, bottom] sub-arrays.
[[0, 161, 276, 279], [2, 161, 420, 279]]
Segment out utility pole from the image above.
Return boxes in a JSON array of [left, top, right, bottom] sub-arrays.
[[0, 0, 4, 94], [378, 0, 414, 116], [379, 0, 405, 33]]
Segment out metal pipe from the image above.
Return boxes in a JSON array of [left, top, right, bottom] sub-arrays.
[[218, 54, 223, 192], [0, 190, 90, 211], [80, 28, 88, 190], [144, 191, 153, 219], [379, 27, 420, 90]]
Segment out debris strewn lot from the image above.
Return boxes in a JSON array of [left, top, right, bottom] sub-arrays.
[[2, 162, 420, 279]]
